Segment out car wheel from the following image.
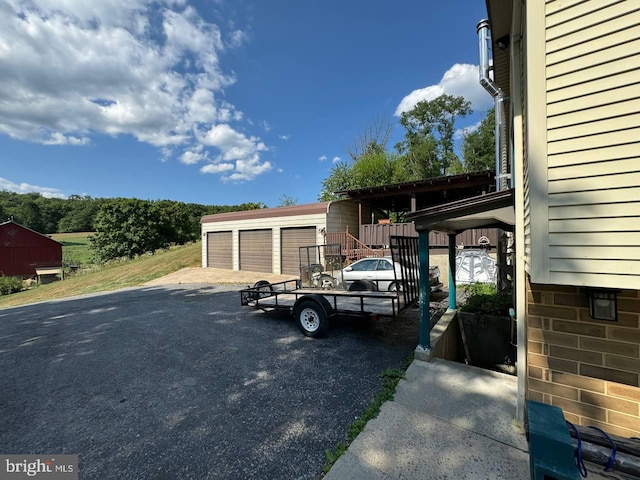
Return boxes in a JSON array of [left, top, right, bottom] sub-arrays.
[[295, 300, 329, 337], [389, 281, 403, 292], [348, 279, 378, 291]]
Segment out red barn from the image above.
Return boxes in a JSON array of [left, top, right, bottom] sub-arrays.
[[0, 220, 63, 278]]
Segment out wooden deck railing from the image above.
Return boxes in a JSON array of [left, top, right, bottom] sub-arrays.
[[325, 230, 384, 263]]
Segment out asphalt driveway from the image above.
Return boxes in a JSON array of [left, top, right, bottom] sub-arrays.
[[0, 284, 418, 479]]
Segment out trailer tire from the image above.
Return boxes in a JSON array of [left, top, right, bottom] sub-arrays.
[[349, 279, 378, 292], [295, 300, 329, 338], [252, 280, 273, 299]]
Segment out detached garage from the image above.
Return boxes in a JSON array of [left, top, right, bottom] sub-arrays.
[[201, 201, 381, 275]]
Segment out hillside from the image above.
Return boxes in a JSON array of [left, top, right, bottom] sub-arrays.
[[0, 241, 201, 309]]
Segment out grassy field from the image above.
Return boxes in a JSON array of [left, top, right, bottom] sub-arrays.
[[50, 232, 94, 266], [0, 241, 202, 309]]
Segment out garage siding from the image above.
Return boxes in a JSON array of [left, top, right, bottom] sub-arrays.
[[239, 229, 273, 273], [280, 227, 317, 275], [207, 231, 232, 269]]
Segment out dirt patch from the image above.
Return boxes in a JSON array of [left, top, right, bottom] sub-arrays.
[[143, 267, 298, 287]]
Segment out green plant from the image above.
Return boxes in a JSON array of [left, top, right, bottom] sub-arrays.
[[459, 283, 512, 316], [322, 361, 410, 473], [0, 276, 24, 295]]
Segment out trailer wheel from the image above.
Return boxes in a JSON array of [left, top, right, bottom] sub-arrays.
[[253, 280, 273, 299], [348, 279, 378, 291], [295, 300, 329, 338]]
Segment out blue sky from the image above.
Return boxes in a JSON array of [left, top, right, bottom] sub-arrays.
[[0, 0, 494, 208]]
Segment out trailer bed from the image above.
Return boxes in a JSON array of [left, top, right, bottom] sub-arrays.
[[240, 279, 407, 320]]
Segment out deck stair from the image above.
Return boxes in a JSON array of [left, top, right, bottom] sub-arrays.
[[325, 228, 385, 263]]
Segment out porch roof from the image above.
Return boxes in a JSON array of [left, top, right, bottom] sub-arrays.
[[406, 188, 515, 234], [335, 170, 495, 213]]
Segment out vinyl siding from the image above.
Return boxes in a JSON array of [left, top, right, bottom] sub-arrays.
[[539, 0, 640, 289], [520, 6, 531, 275]]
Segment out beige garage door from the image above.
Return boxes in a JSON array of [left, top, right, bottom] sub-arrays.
[[207, 231, 232, 269], [281, 227, 317, 275], [239, 229, 273, 273]]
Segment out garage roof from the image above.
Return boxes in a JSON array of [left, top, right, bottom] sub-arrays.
[[201, 202, 331, 223]]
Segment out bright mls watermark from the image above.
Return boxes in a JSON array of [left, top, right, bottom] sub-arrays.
[[0, 455, 77, 480]]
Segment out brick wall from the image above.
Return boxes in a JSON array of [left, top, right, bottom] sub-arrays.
[[526, 279, 640, 437]]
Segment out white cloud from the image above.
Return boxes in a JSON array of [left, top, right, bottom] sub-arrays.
[[228, 29, 249, 48], [455, 120, 482, 140], [198, 124, 271, 180], [318, 155, 328, 162], [0, 0, 272, 182], [332, 156, 341, 164], [395, 64, 493, 116], [200, 163, 234, 174], [0, 177, 66, 199], [278, 134, 290, 141]]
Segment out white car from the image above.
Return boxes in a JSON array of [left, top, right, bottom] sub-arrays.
[[340, 257, 441, 292]]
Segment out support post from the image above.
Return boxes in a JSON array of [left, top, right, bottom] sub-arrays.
[[415, 229, 432, 361], [448, 233, 457, 310]]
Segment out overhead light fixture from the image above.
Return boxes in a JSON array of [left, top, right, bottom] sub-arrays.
[[496, 35, 510, 51], [586, 288, 618, 322]]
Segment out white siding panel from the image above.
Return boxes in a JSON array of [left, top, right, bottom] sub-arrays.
[[546, 2, 639, 40], [550, 231, 640, 246], [547, 12, 640, 58], [548, 93, 640, 129], [548, 259, 640, 276], [547, 54, 640, 93], [549, 271, 640, 290], [549, 217, 640, 233], [549, 187, 640, 206], [548, 143, 639, 167], [548, 70, 640, 105], [547, 84, 640, 117], [548, 39, 640, 80], [548, 158, 639, 180], [547, 126, 640, 155], [548, 172, 640, 193], [545, 0, 620, 24], [550, 245, 640, 261], [547, 112, 640, 142], [549, 202, 640, 220]]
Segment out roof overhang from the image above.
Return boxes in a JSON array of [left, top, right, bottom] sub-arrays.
[[406, 189, 515, 234]]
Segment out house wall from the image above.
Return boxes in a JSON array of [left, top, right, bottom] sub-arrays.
[[526, 278, 640, 437], [525, 0, 640, 290]]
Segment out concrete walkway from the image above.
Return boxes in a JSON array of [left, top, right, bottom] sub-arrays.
[[325, 358, 530, 480]]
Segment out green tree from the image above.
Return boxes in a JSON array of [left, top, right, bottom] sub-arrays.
[[462, 107, 496, 172], [90, 199, 169, 262], [397, 94, 471, 177], [319, 161, 356, 201]]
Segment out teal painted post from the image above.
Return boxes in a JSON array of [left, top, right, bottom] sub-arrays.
[[448, 234, 457, 310], [418, 230, 431, 350]]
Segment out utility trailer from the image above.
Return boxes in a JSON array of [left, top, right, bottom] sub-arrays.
[[239, 237, 422, 338], [239, 278, 406, 337]]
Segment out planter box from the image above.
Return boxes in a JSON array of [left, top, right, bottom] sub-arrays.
[[457, 311, 516, 374]]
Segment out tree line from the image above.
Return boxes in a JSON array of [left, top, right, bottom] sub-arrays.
[[319, 94, 496, 201], [0, 191, 264, 262]]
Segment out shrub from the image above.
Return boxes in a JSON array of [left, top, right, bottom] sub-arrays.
[[460, 283, 512, 316], [0, 276, 24, 295]]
